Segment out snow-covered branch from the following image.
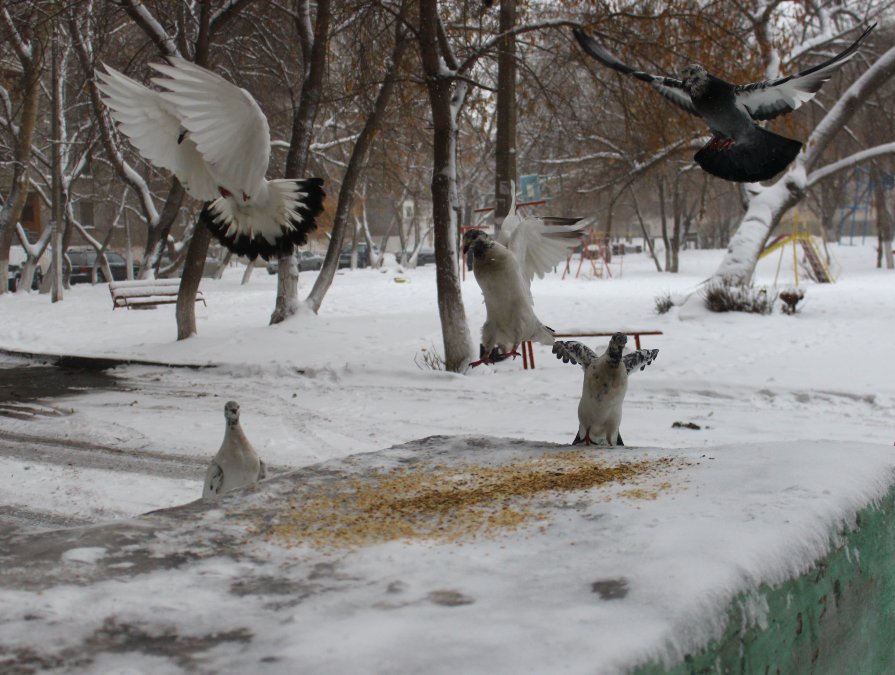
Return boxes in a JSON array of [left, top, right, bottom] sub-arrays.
[[119, 0, 180, 57], [808, 142, 895, 185], [0, 7, 33, 64], [805, 43, 895, 170]]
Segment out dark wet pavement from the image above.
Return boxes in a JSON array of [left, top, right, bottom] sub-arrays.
[[0, 359, 124, 419]]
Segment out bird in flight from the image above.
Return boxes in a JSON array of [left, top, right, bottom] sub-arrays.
[[573, 25, 875, 183], [463, 182, 588, 367], [97, 57, 324, 260]]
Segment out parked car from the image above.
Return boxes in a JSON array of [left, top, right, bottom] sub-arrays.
[[415, 247, 436, 266], [338, 243, 378, 269], [265, 250, 326, 275], [7, 245, 49, 291], [66, 247, 132, 284]]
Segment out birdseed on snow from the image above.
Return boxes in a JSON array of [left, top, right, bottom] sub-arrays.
[[263, 451, 687, 550]]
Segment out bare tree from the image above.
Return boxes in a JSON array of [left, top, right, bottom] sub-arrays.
[[270, 0, 331, 324], [707, 7, 895, 291], [304, 1, 411, 313], [0, 4, 46, 296]]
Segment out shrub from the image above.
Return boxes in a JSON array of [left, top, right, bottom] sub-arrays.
[[654, 292, 674, 315], [702, 280, 774, 314]]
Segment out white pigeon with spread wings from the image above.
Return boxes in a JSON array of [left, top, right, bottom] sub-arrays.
[[553, 333, 659, 446], [463, 183, 588, 366], [97, 57, 324, 260], [203, 401, 266, 498], [573, 24, 874, 182]]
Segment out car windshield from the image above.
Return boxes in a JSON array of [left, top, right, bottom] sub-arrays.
[[68, 250, 125, 266]]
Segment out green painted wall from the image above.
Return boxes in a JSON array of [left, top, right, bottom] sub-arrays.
[[635, 485, 895, 675]]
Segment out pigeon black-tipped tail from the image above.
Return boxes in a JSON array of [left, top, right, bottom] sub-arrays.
[[694, 128, 802, 183], [203, 178, 326, 261]]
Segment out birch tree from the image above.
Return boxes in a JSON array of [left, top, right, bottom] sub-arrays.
[[304, 1, 412, 313], [0, 4, 46, 296], [707, 6, 895, 291], [270, 0, 331, 324]]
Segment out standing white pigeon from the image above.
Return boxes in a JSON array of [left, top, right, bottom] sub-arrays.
[[553, 333, 659, 446], [96, 57, 324, 260], [463, 183, 588, 366], [573, 25, 874, 183], [203, 401, 266, 498]]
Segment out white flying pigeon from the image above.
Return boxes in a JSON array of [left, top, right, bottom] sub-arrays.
[[573, 25, 875, 183], [96, 57, 324, 260], [203, 401, 266, 498], [463, 185, 588, 366], [553, 333, 659, 446]]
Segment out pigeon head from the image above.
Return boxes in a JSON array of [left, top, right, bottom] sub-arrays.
[[462, 229, 493, 257], [607, 332, 627, 363], [224, 400, 241, 426], [681, 64, 709, 95]]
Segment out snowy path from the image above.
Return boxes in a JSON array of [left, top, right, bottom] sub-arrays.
[[0, 245, 893, 535]]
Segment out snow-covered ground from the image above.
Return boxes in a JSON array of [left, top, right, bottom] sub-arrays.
[[0, 243, 893, 521], [1, 242, 894, 673]]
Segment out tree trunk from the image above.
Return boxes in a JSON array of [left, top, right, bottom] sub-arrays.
[[873, 166, 894, 269], [304, 7, 410, 314], [140, 179, 186, 279], [657, 177, 671, 273], [50, 31, 64, 302], [273, 0, 331, 324], [174, 3, 212, 338], [494, 0, 516, 225], [176, 209, 213, 340], [419, 0, 473, 373], [0, 27, 43, 296]]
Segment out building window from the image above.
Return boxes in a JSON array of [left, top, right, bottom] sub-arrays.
[[80, 200, 95, 227]]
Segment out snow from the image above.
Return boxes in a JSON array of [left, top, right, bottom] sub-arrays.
[[1, 244, 894, 672]]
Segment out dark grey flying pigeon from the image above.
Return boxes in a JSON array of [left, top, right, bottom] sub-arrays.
[[553, 333, 659, 446], [573, 25, 875, 183]]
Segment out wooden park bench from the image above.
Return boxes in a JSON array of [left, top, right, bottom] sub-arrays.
[[520, 330, 663, 370], [109, 278, 206, 310]]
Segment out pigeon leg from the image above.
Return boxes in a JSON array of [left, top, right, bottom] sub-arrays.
[[467, 357, 494, 368], [498, 345, 523, 360]]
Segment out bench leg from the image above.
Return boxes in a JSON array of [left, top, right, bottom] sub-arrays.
[[634, 334, 641, 350], [522, 341, 535, 370]]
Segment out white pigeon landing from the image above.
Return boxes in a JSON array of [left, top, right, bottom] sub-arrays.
[[553, 333, 659, 446], [203, 401, 267, 498], [96, 58, 324, 260], [463, 184, 588, 367]]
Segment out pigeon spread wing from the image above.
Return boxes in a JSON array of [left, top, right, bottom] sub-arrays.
[[151, 57, 271, 197], [623, 349, 659, 374], [573, 28, 698, 116], [96, 65, 219, 200], [553, 340, 598, 369], [500, 215, 587, 287], [735, 24, 875, 121]]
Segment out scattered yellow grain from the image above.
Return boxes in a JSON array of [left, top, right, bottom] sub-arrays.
[[262, 451, 687, 550]]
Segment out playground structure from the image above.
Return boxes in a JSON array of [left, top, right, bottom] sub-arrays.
[[836, 166, 894, 245], [759, 209, 836, 285], [561, 230, 621, 280]]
